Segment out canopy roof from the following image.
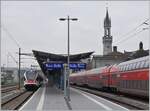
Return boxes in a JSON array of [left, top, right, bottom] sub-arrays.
[[32, 50, 94, 74]]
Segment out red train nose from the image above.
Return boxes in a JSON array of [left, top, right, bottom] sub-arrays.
[[27, 80, 35, 83]]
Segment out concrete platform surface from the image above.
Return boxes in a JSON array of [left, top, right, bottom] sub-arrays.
[[19, 86, 129, 110]]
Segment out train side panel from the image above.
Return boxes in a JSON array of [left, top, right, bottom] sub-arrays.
[[117, 69, 149, 97]]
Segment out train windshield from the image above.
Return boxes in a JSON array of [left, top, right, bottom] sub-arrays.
[[25, 70, 37, 80]]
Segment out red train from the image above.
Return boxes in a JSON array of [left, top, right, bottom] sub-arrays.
[[70, 56, 149, 98], [23, 69, 43, 91]]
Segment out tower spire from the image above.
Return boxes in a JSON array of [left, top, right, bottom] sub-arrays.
[[104, 7, 111, 28], [103, 7, 112, 55], [106, 1, 109, 19], [106, 8, 109, 20]]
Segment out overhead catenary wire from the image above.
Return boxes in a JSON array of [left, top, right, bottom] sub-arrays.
[[0, 24, 29, 53], [1, 24, 35, 68], [114, 26, 149, 45], [113, 18, 150, 45], [7, 52, 18, 65], [1, 24, 21, 48], [1, 24, 34, 55]]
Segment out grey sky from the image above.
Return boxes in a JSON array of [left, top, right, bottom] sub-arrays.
[[1, 1, 149, 67]]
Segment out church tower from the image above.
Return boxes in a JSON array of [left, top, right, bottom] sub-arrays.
[[103, 8, 112, 55]]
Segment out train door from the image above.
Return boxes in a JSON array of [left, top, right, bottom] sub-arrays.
[[101, 67, 110, 89], [109, 65, 118, 87]]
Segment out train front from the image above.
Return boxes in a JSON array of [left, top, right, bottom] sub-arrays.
[[23, 70, 40, 91]]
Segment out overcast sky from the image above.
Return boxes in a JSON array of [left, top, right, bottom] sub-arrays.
[[1, 1, 149, 67]]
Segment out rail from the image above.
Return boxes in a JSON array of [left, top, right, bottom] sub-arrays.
[[1, 91, 34, 110], [1, 85, 18, 93]]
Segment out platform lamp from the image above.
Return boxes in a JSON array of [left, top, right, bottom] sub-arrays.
[[59, 16, 78, 101]]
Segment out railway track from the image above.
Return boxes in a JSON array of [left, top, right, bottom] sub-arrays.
[[1, 91, 34, 110], [1, 85, 18, 93], [72, 86, 149, 110], [1, 84, 17, 88]]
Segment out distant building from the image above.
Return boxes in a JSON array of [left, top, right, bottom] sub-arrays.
[[124, 42, 149, 60], [91, 46, 127, 68], [1, 67, 29, 84]]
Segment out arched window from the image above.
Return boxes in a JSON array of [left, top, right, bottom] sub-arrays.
[[106, 29, 109, 35]]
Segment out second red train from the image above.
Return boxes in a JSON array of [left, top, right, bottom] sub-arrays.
[[70, 56, 149, 98]]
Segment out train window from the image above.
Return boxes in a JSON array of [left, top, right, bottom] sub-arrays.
[[132, 62, 137, 70], [128, 64, 132, 70], [122, 65, 125, 71], [143, 60, 149, 68], [127, 64, 129, 70], [130, 63, 134, 70], [124, 65, 127, 71], [127, 64, 131, 70], [126, 64, 129, 71], [129, 64, 132, 70], [120, 66, 123, 71], [120, 65, 123, 71], [120, 66, 122, 71], [118, 66, 120, 71], [135, 62, 138, 69], [139, 61, 145, 69], [125, 65, 128, 71], [25, 70, 37, 80], [136, 62, 141, 69]]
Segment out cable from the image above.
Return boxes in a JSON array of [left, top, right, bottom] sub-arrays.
[[1, 24, 35, 68], [1, 24, 29, 53], [8, 52, 18, 65], [114, 26, 149, 45], [1, 24, 21, 48], [1, 24, 32, 57], [113, 18, 150, 45]]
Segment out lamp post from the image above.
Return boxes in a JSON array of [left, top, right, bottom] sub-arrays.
[[59, 16, 78, 101], [18, 48, 21, 89]]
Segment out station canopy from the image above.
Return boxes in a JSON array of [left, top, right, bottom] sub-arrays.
[[32, 50, 94, 74]]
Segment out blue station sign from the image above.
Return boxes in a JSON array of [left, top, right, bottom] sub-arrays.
[[45, 63, 86, 70], [45, 63, 63, 69], [69, 63, 86, 69]]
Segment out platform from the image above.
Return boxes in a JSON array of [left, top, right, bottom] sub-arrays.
[[19, 86, 129, 110]]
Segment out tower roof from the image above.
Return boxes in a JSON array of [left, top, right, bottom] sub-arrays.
[[104, 8, 111, 27], [106, 9, 109, 20]]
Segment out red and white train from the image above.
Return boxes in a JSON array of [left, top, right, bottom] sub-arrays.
[[23, 69, 43, 91], [70, 56, 149, 98]]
